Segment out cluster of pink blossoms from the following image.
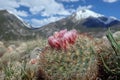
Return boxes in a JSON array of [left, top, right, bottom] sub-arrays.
[[48, 29, 78, 50]]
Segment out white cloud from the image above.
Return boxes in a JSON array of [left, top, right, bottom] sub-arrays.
[[0, 0, 71, 26], [0, 0, 70, 17], [31, 16, 65, 27], [0, 0, 19, 9], [16, 11, 28, 17], [81, 0, 86, 4], [0, 0, 94, 27], [11, 10, 28, 17], [103, 0, 118, 3], [57, 0, 79, 2], [0, 0, 28, 17], [77, 5, 93, 11], [19, 0, 71, 16]]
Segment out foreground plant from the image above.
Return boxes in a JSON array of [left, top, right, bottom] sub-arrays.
[[37, 31, 98, 80], [2, 29, 120, 80], [1, 60, 38, 80], [98, 29, 120, 80]]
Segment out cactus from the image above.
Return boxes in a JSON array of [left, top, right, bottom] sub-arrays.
[[37, 34, 98, 80]]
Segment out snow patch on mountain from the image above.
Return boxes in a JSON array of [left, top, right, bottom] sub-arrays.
[[109, 16, 120, 21], [74, 9, 120, 25], [74, 9, 103, 20], [7, 10, 23, 21], [98, 17, 112, 24], [98, 16, 119, 25], [103, 17, 116, 24], [7, 10, 31, 28]]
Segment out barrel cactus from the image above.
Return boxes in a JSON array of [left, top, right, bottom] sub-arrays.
[[37, 30, 98, 80]]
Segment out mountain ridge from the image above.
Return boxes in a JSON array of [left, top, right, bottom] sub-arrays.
[[0, 9, 120, 40], [38, 9, 120, 37]]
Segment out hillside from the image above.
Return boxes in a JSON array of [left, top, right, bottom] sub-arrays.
[[0, 10, 36, 40]]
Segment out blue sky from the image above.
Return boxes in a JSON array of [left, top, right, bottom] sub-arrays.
[[0, 0, 120, 27]]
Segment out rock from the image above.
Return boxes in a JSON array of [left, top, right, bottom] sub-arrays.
[[30, 47, 42, 59], [113, 31, 120, 39]]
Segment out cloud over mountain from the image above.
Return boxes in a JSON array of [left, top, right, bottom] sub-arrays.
[[0, 0, 119, 27], [56, 0, 79, 2], [103, 0, 118, 3], [0, 0, 75, 27]]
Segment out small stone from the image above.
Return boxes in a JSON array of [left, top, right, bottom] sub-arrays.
[[30, 47, 42, 59]]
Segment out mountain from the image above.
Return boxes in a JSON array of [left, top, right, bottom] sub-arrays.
[[0, 9, 120, 40], [0, 10, 36, 40], [38, 9, 120, 37]]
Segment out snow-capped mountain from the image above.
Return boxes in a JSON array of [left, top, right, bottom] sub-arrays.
[[73, 9, 104, 21], [39, 9, 120, 37], [71, 9, 120, 26], [0, 9, 120, 40]]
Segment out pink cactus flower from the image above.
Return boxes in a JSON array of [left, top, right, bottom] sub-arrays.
[[48, 36, 61, 49], [48, 29, 78, 50], [58, 29, 67, 38], [63, 29, 78, 45]]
